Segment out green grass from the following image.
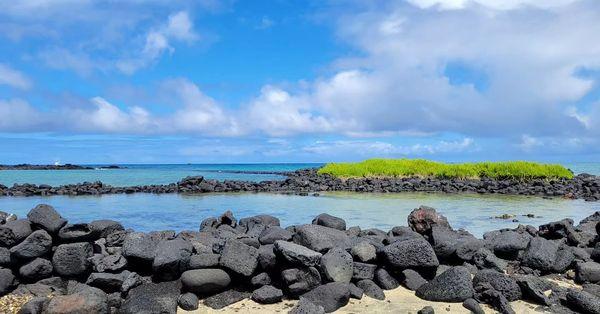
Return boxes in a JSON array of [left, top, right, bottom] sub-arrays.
[[318, 158, 574, 180]]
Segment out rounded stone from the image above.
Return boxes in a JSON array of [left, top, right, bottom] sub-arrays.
[[181, 269, 231, 294]]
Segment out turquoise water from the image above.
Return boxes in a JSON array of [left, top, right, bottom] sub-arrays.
[[0, 163, 322, 186], [1, 192, 598, 237]]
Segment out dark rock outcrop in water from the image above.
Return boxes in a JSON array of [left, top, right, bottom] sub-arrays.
[[1, 168, 600, 201], [1, 205, 600, 313], [0, 164, 94, 170]]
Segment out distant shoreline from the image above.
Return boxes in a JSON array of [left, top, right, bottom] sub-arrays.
[[0, 164, 124, 170]]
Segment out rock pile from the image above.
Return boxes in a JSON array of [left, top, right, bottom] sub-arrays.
[[1, 169, 599, 201], [1, 205, 600, 313]]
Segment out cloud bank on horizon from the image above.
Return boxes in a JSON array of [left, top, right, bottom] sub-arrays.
[[0, 0, 599, 163]]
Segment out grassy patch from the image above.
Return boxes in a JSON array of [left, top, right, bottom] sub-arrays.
[[318, 158, 574, 180]]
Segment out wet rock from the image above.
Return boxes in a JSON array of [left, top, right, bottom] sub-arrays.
[[52, 242, 93, 277], [252, 285, 283, 304], [352, 262, 376, 281], [375, 268, 400, 290], [576, 262, 600, 284], [282, 267, 321, 296], [259, 226, 293, 244], [274, 240, 322, 267], [181, 269, 231, 294], [45, 285, 108, 314], [289, 297, 325, 314], [381, 238, 439, 269], [293, 224, 351, 253], [203, 289, 250, 309], [408, 206, 450, 235], [320, 247, 353, 283], [301, 282, 350, 313], [27, 204, 67, 234], [19, 258, 53, 281], [356, 279, 385, 300], [415, 266, 474, 302], [178, 292, 199, 311], [521, 237, 559, 272], [472, 270, 521, 301], [0, 219, 32, 247], [312, 213, 346, 231], [152, 238, 193, 280], [220, 240, 259, 276], [119, 280, 180, 314], [565, 289, 600, 314], [401, 269, 427, 291], [463, 298, 485, 314], [351, 241, 376, 263], [9, 230, 52, 259]]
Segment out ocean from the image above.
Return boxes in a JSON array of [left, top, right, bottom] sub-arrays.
[[1, 162, 599, 237]]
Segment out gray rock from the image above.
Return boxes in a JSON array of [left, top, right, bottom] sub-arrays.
[[219, 240, 258, 276], [152, 238, 193, 280], [351, 241, 376, 262], [178, 292, 199, 311], [352, 262, 376, 281], [181, 269, 231, 294], [259, 226, 293, 244], [250, 272, 272, 287], [19, 258, 53, 281], [407, 206, 450, 235], [119, 280, 180, 314], [239, 215, 280, 231], [463, 298, 485, 314], [312, 213, 346, 231], [289, 297, 325, 314], [274, 240, 322, 267], [121, 232, 160, 266], [58, 223, 95, 242], [474, 283, 515, 314], [418, 306, 435, 314], [86, 272, 125, 292], [516, 276, 552, 306], [576, 262, 600, 284], [258, 244, 277, 270], [45, 285, 108, 314], [375, 268, 400, 290], [402, 269, 427, 290], [484, 230, 531, 259], [203, 289, 250, 309], [0, 247, 11, 267], [583, 283, 600, 298], [52, 242, 93, 277], [188, 253, 220, 269], [348, 283, 363, 299], [415, 266, 474, 302], [521, 237, 559, 272], [252, 285, 283, 304], [9, 230, 52, 259], [301, 282, 350, 313], [293, 224, 351, 253], [381, 238, 439, 269], [91, 254, 127, 273], [0, 267, 15, 295], [356, 279, 385, 300], [19, 296, 48, 314], [27, 204, 67, 234], [89, 220, 124, 238], [320, 247, 353, 283], [472, 248, 507, 272], [282, 267, 322, 296], [472, 270, 521, 301], [0, 219, 32, 247], [565, 289, 600, 314]]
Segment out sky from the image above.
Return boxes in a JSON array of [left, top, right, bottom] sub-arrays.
[[1, 0, 600, 164]]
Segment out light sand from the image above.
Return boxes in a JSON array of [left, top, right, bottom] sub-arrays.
[[179, 285, 553, 314]]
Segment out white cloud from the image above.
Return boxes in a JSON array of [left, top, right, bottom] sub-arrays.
[[302, 138, 475, 156], [406, 0, 580, 10], [0, 99, 43, 131], [0, 64, 32, 90]]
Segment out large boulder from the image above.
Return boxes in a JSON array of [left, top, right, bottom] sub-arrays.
[[576, 262, 600, 284], [289, 297, 325, 314], [293, 224, 351, 253], [375, 268, 400, 290], [274, 240, 322, 267], [219, 240, 259, 276], [565, 289, 600, 314], [312, 213, 346, 231], [259, 226, 293, 244], [472, 270, 521, 301], [19, 258, 53, 281], [89, 220, 124, 238], [239, 215, 280, 231], [352, 262, 376, 281], [252, 285, 284, 304], [484, 230, 531, 259], [401, 269, 427, 291], [203, 289, 251, 309], [9, 229, 52, 259], [430, 225, 477, 261], [521, 237, 559, 272], [58, 223, 95, 242], [152, 238, 193, 280], [282, 267, 322, 296], [27, 204, 67, 234], [181, 269, 231, 294], [188, 253, 220, 269], [121, 232, 159, 266], [408, 206, 450, 235], [86, 272, 126, 293], [52, 242, 93, 277], [120, 281, 181, 314], [0, 219, 32, 247], [45, 285, 108, 314], [320, 247, 353, 283], [415, 266, 474, 302], [381, 238, 439, 269], [301, 282, 350, 313], [351, 241, 376, 263], [0, 267, 15, 295], [91, 254, 128, 273]]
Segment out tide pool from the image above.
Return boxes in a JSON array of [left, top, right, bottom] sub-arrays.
[[1, 192, 598, 237]]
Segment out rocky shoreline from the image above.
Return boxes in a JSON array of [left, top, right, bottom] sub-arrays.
[[0, 205, 599, 313], [0, 164, 94, 171], [1, 169, 599, 201]]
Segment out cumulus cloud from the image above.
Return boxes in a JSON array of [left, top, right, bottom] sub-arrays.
[[0, 99, 43, 131], [302, 138, 475, 156], [0, 64, 32, 90]]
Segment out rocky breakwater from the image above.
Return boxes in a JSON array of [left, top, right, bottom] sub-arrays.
[[0, 205, 599, 313], [1, 169, 600, 201], [0, 164, 94, 170]]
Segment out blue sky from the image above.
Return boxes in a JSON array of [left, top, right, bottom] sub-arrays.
[[1, 0, 600, 164]]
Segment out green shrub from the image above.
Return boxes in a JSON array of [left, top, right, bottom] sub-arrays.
[[318, 159, 573, 180]]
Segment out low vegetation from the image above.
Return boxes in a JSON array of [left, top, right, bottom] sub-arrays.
[[318, 158, 574, 180]]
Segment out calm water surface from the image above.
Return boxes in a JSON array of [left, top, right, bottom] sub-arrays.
[[1, 192, 598, 237]]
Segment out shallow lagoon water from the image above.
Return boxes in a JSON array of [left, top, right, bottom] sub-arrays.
[[1, 192, 599, 237]]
